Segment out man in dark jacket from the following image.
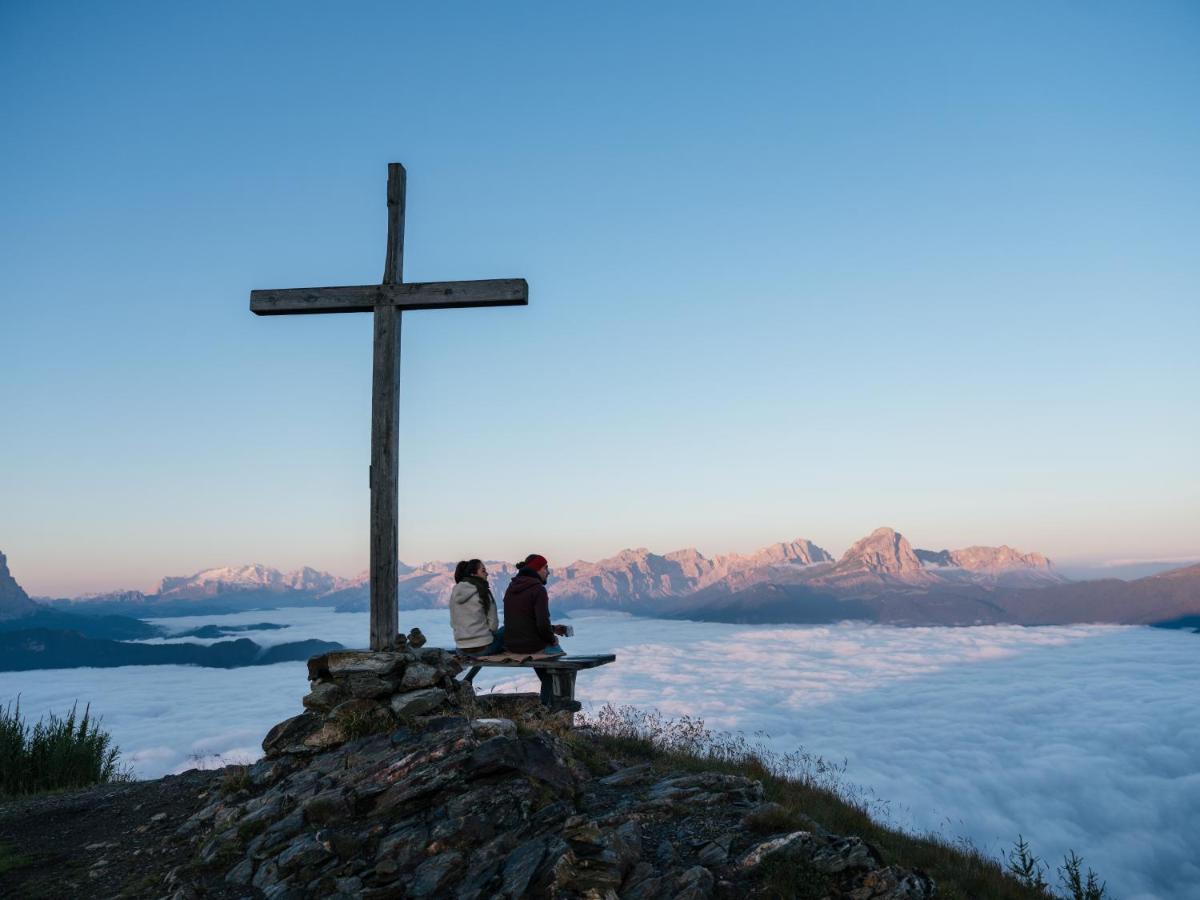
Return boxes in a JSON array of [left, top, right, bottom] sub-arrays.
[[503, 554, 568, 704]]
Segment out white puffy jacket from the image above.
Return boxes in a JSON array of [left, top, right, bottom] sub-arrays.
[[449, 580, 499, 649]]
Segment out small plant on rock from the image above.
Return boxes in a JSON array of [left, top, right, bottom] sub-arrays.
[[341, 709, 388, 740], [220, 765, 252, 797]]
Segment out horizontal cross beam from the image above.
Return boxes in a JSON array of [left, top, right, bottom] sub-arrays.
[[250, 278, 528, 316]]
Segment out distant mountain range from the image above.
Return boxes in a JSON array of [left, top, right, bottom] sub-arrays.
[[0, 553, 343, 671], [9, 527, 1197, 628]]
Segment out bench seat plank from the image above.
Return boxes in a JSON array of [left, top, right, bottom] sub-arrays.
[[459, 654, 615, 671]]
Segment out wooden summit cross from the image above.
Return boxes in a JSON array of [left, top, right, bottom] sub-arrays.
[[250, 163, 528, 651]]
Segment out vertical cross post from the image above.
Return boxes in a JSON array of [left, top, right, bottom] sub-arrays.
[[250, 163, 528, 653], [369, 163, 405, 650]]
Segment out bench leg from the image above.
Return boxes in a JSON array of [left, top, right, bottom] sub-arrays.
[[463, 665, 482, 685], [539, 669, 578, 713]]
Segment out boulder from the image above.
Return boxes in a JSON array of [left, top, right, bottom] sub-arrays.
[[301, 681, 345, 712], [262, 713, 324, 757], [464, 735, 576, 794], [303, 722, 348, 750], [321, 650, 407, 677], [302, 789, 351, 825], [739, 830, 877, 875], [343, 672, 394, 699], [399, 662, 440, 690], [675, 865, 715, 900], [390, 687, 447, 719], [408, 849, 463, 896], [848, 865, 936, 900], [469, 718, 518, 739]]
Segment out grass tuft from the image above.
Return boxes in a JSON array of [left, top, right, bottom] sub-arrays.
[[0, 698, 130, 796]]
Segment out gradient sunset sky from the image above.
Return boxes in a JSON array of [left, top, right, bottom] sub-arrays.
[[2, 2, 1197, 596]]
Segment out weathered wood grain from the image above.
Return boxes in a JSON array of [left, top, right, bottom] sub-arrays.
[[247, 162, 529, 653], [369, 165, 406, 651], [250, 278, 528, 315], [463, 655, 617, 670]]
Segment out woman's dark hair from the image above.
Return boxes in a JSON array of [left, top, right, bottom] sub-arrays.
[[454, 559, 483, 583]]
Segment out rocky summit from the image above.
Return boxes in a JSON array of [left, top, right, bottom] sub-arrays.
[[151, 648, 936, 900], [0, 550, 39, 619]]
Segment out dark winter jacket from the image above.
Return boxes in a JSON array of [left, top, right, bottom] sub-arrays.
[[502, 569, 555, 654]]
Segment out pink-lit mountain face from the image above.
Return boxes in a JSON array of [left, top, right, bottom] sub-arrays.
[[51, 529, 1060, 611], [790, 527, 1065, 595], [17, 528, 1200, 626]]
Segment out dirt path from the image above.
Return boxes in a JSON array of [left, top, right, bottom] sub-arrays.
[[0, 769, 225, 899]]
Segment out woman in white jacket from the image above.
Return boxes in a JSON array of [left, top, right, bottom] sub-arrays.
[[450, 559, 502, 655]]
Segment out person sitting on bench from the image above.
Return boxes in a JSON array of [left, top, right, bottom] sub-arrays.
[[503, 554, 570, 704], [449, 559, 503, 655]]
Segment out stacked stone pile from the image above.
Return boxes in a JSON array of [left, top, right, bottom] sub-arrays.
[[261, 630, 476, 758], [171, 708, 936, 899]]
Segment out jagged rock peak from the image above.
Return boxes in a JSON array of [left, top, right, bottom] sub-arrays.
[[948, 545, 1053, 571], [157, 564, 348, 598], [0, 550, 39, 618], [748, 539, 834, 566], [836, 527, 924, 576]]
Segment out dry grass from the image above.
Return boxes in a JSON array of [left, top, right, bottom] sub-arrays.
[[574, 704, 1109, 900]]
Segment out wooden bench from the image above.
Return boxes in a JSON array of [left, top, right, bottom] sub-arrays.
[[457, 654, 616, 712]]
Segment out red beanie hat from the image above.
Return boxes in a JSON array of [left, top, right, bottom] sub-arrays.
[[521, 554, 549, 572]]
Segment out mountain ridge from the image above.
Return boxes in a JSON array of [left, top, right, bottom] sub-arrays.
[[16, 527, 1198, 628], [32, 528, 1063, 615]]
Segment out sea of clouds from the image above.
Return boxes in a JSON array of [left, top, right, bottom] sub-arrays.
[[2, 609, 1196, 899]]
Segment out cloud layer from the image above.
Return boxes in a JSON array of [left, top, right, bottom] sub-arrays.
[[2, 609, 1195, 899]]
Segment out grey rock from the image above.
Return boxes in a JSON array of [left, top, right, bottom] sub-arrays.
[[277, 832, 333, 873], [330, 697, 387, 722], [469, 717, 517, 739], [656, 839, 677, 866], [376, 821, 430, 870], [738, 831, 813, 870], [303, 788, 351, 825], [262, 881, 303, 900], [622, 874, 666, 900], [501, 836, 547, 898], [811, 835, 879, 874], [225, 856, 255, 885], [302, 721, 348, 750], [301, 681, 345, 712], [315, 827, 367, 860], [697, 840, 729, 867], [849, 865, 937, 899], [344, 672, 394, 699], [390, 687, 447, 719], [409, 850, 464, 897], [464, 734, 576, 794], [260, 810, 306, 852], [676, 864, 715, 899], [261, 712, 324, 756], [323, 650, 407, 677], [624, 860, 656, 890], [599, 762, 652, 786], [251, 858, 280, 890], [400, 662, 440, 689], [646, 772, 764, 809], [373, 858, 399, 881]]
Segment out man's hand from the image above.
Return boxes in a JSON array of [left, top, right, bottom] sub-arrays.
[[552, 624, 569, 636]]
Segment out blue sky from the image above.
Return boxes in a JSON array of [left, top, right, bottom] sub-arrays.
[[2, 1, 1197, 595]]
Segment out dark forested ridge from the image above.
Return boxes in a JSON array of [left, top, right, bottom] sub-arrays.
[[0, 630, 342, 671]]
